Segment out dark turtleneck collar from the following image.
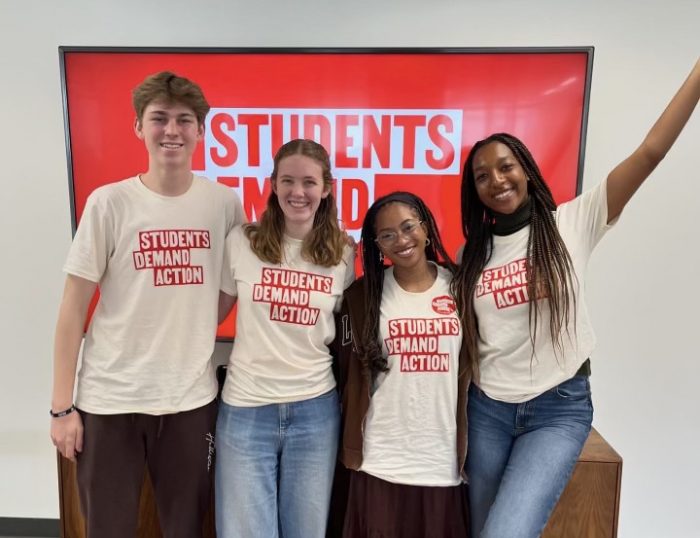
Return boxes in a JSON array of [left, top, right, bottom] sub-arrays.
[[492, 196, 532, 236]]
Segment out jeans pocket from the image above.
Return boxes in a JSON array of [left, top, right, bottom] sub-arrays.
[[555, 376, 590, 400]]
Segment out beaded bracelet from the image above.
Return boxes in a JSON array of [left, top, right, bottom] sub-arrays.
[[49, 404, 76, 418]]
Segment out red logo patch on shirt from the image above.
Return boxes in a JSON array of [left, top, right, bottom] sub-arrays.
[[431, 295, 456, 315]]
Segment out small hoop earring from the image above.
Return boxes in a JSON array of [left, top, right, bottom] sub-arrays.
[[425, 238, 431, 246], [379, 252, 384, 263]]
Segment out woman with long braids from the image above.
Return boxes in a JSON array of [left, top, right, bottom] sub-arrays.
[[454, 59, 700, 538], [336, 192, 472, 538], [215, 139, 355, 538]]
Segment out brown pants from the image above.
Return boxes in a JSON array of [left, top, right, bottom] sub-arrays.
[[76, 400, 217, 538]]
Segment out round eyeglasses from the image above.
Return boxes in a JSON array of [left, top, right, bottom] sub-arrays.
[[375, 219, 424, 248]]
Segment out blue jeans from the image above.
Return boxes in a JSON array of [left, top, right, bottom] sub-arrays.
[[215, 389, 340, 538], [467, 375, 593, 538]]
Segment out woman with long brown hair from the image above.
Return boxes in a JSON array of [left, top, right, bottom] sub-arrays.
[[215, 139, 355, 538], [454, 59, 700, 538]]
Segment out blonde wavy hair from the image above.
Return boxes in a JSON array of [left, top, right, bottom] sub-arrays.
[[245, 139, 346, 267]]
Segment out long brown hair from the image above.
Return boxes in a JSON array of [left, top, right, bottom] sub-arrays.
[[246, 139, 346, 267], [452, 133, 577, 378]]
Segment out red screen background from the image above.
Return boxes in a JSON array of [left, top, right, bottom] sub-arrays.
[[61, 48, 592, 339]]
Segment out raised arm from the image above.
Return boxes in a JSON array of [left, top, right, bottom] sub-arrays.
[[50, 274, 97, 461], [607, 58, 700, 223]]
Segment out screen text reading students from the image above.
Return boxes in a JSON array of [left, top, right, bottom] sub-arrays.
[[50, 71, 245, 538]]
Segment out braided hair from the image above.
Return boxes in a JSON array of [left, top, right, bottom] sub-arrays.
[[451, 133, 577, 379], [360, 192, 455, 375]]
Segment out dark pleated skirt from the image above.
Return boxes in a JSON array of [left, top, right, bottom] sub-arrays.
[[341, 470, 470, 538]]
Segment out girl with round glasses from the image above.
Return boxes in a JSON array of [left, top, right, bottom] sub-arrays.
[[335, 191, 471, 538]]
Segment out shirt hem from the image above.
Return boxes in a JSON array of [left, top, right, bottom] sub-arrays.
[[358, 468, 461, 488], [222, 382, 336, 407], [75, 390, 217, 416]]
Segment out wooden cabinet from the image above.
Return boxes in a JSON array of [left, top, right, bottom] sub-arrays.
[[543, 428, 622, 538], [58, 428, 620, 537]]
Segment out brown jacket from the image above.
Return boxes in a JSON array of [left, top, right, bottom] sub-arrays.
[[333, 276, 472, 481]]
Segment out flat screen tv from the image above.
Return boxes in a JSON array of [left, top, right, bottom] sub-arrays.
[[60, 46, 593, 339]]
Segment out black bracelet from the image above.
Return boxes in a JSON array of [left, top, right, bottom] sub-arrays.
[[50, 404, 76, 418]]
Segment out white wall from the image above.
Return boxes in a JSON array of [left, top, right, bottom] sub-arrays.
[[1, 0, 698, 535]]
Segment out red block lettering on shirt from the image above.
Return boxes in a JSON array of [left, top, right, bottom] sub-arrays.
[[399, 353, 450, 372]]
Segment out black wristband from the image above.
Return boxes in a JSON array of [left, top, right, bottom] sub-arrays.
[[50, 404, 76, 418]]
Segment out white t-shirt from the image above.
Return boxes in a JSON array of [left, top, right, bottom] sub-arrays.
[[64, 175, 245, 414], [360, 264, 462, 486], [475, 180, 615, 403], [220, 226, 355, 406]]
